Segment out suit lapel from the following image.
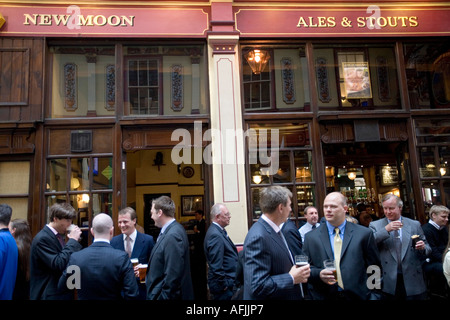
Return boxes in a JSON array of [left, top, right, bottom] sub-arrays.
[[381, 217, 401, 263], [401, 218, 411, 259], [221, 227, 238, 254], [341, 222, 354, 258], [150, 224, 172, 262], [44, 225, 63, 249], [259, 218, 292, 263], [318, 224, 334, 259], [132, 232, 142, 257]]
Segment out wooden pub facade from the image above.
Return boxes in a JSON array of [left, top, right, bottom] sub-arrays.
[[0, 0, 449, 245]]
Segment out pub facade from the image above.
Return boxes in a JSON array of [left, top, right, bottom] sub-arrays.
[[0, 0, 449, 245]]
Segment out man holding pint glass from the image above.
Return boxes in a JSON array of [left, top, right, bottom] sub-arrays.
[[303, 192, 381, 300], [243, 186, 310, 300], [111, 207, 154, 299], [369, 194, 431, 300]]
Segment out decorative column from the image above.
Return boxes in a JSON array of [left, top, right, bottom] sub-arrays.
[[86, 53, 97, 117], [190, 55, 201, 114], [208, 1, 247, 243]]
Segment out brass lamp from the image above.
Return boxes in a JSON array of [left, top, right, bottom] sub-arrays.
[[346, 161, 358, 180], [244, 49, 270, 74]]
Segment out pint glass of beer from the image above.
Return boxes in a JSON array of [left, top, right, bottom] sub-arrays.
[[295, 255, 309, 267], [138, 264, 148, 284], [323, 259, 337, 282]]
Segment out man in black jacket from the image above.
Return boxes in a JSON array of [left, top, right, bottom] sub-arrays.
[[30, 203, 82, 300], [422, 204, 449, 298], [58, 213, 139, 300]]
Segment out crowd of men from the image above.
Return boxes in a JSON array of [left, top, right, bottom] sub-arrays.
[[0, 187, 449, 300]]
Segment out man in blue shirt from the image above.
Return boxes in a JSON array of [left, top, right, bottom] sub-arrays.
[[0, 204, 18, 300], [303, 192, 381, 300]]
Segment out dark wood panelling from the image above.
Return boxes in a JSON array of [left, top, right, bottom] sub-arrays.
[[321, 120, 407, 143], [0, 37, 44, 123], [0, 129, 35, 154], [48, 127, 113, 155]]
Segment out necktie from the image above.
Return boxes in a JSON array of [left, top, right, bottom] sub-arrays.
[[334, 228, 344, 289], [393, 230, 402, 272], [56, 233, 65, 248], [278, 231, 304, 297], [312, 224, 316, 230], [125, 235, 132, 257]]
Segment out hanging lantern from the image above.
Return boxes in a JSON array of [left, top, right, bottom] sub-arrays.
[[244, 49, 270, 74]]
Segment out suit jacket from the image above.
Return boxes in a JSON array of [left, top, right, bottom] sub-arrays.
[[421, 222, 448, 263], [110, 231, 154, 299], [58, 241, 139, 300], [110, 231, 155, 264], [30, 225, 82, 300], [203, 223, 239, 294], [281, 219, 303, 254], [303, 221, 381, 300], [146, 220, 194, 300], [243, 217, 303, 300], [369, 216, 431, 296]]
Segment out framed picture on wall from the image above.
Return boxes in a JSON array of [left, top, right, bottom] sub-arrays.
[[342, 62, 372, 99], [181, 195, 203, 216]]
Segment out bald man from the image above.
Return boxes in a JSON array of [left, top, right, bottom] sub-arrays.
[[59, 213, 139, 300]]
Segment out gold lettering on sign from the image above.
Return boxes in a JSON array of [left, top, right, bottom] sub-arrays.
[[297, 16, 419, 29], [356, 16, 418, 28], [23, 13, 135, 27], [297, 16, 336, 28]]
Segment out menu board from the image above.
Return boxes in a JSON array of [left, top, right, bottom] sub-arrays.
[[380, 165, 399, 186]]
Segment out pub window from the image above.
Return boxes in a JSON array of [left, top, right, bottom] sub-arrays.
[[126, 58, 161, 115], [123, 44, 208, 116], [49, 46, 116, 118], [45, 156, 113, 246], [415, 119, 450, 215], [313, 43, 400, 110], [241, 45, 310, 112], [0, 161, 30, 221], [404, 41, 450, 109], [246, 122, 315, 225]]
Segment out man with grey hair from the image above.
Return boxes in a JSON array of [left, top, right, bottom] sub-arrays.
[[244, 186, 310, 300], [204, 203, 239, 300], [369, 193, 431, 300], [59, 213, 139, 300]]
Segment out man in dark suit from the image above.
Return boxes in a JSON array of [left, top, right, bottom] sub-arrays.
[[204, 203, 239, 300], [369, 194, 431, 300], [422, 204, 449, 298], [59, 213, 139, 300], [111, 207, 154, 299], [281, 218, 303, 255], [244, 186, 310, 300], [303, 192, 381, 300], [30, 203, 82, 300], [146, 196, 194, 300]]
